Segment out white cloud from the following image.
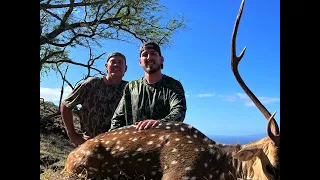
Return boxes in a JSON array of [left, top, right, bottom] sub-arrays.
[[197, 93, 216, 98], [194, 92, 279, 107], [40, 86, 72, 105], [235, 93, 280, 107]]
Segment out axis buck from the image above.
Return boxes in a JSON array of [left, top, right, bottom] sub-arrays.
[[61, 0, 280, 179]]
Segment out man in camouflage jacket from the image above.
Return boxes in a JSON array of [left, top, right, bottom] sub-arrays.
[[110, 42, 187, 131], [61, 52, 128, 146]]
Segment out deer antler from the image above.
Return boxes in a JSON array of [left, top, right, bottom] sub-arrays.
[[231, 0, 279, 135], [267, 111, 280, 146]]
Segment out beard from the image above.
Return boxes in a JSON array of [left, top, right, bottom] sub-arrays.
[[143, 63, 161, 74]]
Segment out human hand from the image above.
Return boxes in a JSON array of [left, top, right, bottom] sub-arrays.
[[135, 120, 160, 130]]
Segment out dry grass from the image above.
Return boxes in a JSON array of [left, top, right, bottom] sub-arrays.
[[40, 133, 74, 179]]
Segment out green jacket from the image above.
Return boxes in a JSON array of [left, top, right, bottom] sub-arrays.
[[110, 74, 187, 130]]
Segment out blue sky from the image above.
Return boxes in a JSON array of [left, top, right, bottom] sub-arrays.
[[40, 0, 280, 137]]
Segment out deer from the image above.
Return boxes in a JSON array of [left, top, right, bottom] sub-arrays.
[[61, 0, 280, 179]]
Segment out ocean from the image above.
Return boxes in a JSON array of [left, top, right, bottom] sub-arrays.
[[208, 134, 267, 145]]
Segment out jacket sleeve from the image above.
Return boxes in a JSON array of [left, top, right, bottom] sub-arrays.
[[159, 81, 187, 123]]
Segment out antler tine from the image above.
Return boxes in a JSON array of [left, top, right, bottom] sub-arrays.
[[231, 0, 279, 135], [267, 111, 280, 146], [231, 0, 247, 68]]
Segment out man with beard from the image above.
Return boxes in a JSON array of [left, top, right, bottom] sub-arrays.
[[109, 42, 187, 131], [61, 52, 128, 146]]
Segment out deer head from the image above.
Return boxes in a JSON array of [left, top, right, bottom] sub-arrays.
[[61, 0, 280, 179]]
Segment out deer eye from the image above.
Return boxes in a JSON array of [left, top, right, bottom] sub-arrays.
[[266, 164, 276, 177]]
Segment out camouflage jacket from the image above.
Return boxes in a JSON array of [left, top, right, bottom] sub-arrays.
[[110, 74, 187, 130], [62, 76, 128, 137]]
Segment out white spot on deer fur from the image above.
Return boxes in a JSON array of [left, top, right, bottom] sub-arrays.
[[147, 141, 154, 145], [103, 162, 108, 166], [106, 147, 110, 151], [190, 177, 196, 180], [203, 137, 208, 141], [112, 137, 117, 140], [120, 160, 124, 165], [116, 140, 121, 144], [172, 148, 178, 152], [115, 145, 120, 149], [180, 127, 185, 131], [85, 151, 93, 156], [210, 149, 215, 154], [174, 123, 180, 126], [112, 132, 117, 135], [220, 173, 225, 179], [124, 154, 129, 158], [186, 135, 191, 138], [88, 167, 98, 172], [204, 163, 208, 168], [188, 125, 193, 129], [137, 158, 142, 161], [208, 144, 214, 148], [185, 167, 192, 171], [188, 140, 193, 144], [166, 126, 171, 130], [119, 147, 124, 151], [201, 147, 205, 151], [164, 165, 168, 170], [146, 158, 151, 162], [94, 139, 99, 143], [216, 154, 221, 160], [97, 154, 104, 160], [151, 171, 157, 175], [107, 169, 111, 173], [194, 148, 199, 152], [194, 130, 198, 134], [159, 136, 164, 141], [182, 176, 189, 180], [166, 122, 172, 126], [125, 132, 129, 135], [171, 160, 178, 165], [150, 134, 156, 136], [193, 134, 198, 138], [118, 131, 123, 134], [137, 148, 143, 151], [132, 152, 138, 156], [132, 137, 138, 141], [156, 144, 161, 147]]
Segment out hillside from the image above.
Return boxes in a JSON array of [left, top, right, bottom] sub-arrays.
[[40, 100, 81, 179]]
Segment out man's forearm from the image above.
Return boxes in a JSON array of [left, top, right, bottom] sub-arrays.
[[60, 104, 76, 135]]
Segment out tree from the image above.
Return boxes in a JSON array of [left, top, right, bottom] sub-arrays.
[[40, 0, 186, 79]]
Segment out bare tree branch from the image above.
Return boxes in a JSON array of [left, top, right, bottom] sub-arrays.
[[40, 0, 109, 9], [56, 64, 69, 110]]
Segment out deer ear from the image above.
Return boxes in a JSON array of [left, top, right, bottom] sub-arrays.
[[232, 145, 262, 161]]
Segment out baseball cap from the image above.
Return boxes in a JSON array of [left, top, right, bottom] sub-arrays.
[[106, 52, 126, 63], [139, 42, 162, 57]]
